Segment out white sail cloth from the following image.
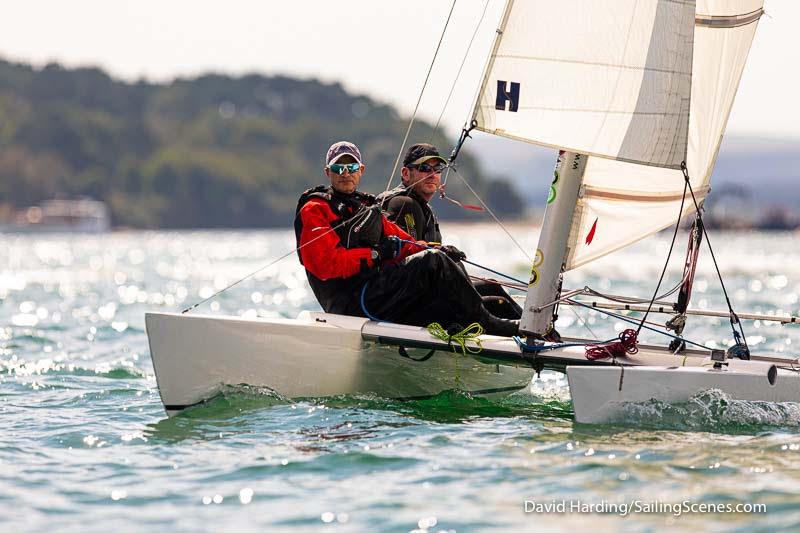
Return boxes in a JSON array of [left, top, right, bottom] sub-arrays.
[[565, 0, 763, 269], [473, 0, 697, 169], [472, 0, 763, 270]]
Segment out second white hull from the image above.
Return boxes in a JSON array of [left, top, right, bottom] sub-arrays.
[[567, 362, 800, 423]]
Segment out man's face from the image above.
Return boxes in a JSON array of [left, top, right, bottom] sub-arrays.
[[325, 154, 364, 194], [401, 159, 445, 201]]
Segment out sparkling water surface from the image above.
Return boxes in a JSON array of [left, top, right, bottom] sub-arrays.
[[2, 224, 800, 531]]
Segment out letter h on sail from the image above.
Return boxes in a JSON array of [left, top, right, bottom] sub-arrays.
[[495, 80, 520, 112]]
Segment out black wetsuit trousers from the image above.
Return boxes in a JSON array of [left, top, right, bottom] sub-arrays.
[[360, 249, 486, 328], [472, 280, 522, 320]]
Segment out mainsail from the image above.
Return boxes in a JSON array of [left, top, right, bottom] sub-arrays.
[[473, 0, 697, 169], [472, 0, 764, 270]]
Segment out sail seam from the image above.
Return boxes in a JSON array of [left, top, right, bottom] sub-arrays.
[[493, 55, 692, 76], [473, 127, 684, 170], [477, 105, 685, 116], [696, 9, 763, 29], [583, 186, 710, 202]]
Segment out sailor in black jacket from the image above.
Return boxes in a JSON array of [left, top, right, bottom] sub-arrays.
[[378, 143, 522, 320], [296, 140, 520, 337]]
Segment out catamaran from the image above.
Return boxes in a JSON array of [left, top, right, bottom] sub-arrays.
[[146, 0, 800, 423]]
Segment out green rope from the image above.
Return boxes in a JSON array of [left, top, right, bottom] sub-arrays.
[[427, 322, 484, 355]]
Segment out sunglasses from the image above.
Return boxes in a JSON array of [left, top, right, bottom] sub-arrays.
[[408, 162, 446, 174], [328, 163, 361, 175]]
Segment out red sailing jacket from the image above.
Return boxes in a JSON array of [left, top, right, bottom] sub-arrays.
[[297, 197, 418, 280]]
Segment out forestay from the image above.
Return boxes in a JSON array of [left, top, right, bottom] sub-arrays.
[[565, 0, 764, 269], [473, 0, 696, 169]]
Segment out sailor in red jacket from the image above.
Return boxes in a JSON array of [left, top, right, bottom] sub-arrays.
[[294, 141, 518, 337]]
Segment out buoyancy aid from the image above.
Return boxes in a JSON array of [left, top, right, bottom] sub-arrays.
[[377, 186, 442, 243], [294, 185, 384, 314]]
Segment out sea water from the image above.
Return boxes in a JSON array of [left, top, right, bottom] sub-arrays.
[[2, 224, 800, 531]]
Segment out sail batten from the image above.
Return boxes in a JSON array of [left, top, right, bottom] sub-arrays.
[[582, 185, 711, 203], [696, 8, 763, 27]]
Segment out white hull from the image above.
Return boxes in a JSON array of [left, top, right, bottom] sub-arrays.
[[567, 362, 800, 424], [145, 311, 800, 422], [145, 312, 536, 416]]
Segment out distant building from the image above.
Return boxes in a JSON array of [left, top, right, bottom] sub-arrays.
[[1, 199, 110, 233]]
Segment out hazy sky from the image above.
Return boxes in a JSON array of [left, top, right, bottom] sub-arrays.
[[1, 1, 797, 140]]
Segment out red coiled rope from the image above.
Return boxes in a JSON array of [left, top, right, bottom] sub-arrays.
[[585, 329, 639, 361]]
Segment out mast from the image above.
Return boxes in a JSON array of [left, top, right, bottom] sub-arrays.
[[460, 1, 755, 340], [520, 151, 586, 338]]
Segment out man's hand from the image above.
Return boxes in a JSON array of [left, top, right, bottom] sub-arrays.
[[373, 236, 402, 262], [439, 244, 466, 262]]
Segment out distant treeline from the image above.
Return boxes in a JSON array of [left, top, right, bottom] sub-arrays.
[[0, 59, 524, 228]]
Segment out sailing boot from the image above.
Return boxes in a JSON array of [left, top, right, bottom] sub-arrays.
[[475, 306, 519, 338]]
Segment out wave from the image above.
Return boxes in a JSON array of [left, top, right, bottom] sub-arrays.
[[157, 386, 574, 425], [606, 389, 800, 432], [0, 358, 147, 379]]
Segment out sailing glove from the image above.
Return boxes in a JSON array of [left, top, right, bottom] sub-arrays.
[[373, 236, 402, 262], [439, 244, 466, 263]]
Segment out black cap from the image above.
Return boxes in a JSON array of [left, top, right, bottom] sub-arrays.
[[402, 143, 448, 167]]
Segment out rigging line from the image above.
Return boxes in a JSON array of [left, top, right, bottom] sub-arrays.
[[556, 302, 673, 330], [532, 279, 688, 310], [568, 299, 710, 350], [182, 197, 381, 314], [395, 238, 527, 285], [583, 284, 683, 306], [463, 258, 527, 285], [636, 177, 689, 335], [430, 0, 491, 140], [570, 306, 600, 340], [584, 262, 693, 303], [383, 0, 458, 196], [441, 120, 478, 196], [450, 166, 532, 262], [440, 165, 453, 191], [583, 290, 674, 307], [572, 308, 599, 340], [183, 246, 297, 314], [469, 275, 526, 292], [388, 164, 457, 207], [187, 166, 455, 314], [514, 335, 614, 353], [530, 288, 592, 311], [534, 290, 674, 331], [681, 163, 749, 350]]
